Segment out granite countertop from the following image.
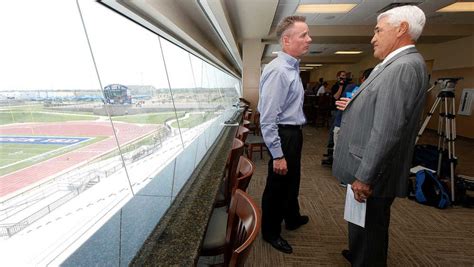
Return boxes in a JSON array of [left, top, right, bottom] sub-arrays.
[[131, 122, 239, 266]]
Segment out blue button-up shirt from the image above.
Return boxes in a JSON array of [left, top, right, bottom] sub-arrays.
[[258, 51, 306, 158]]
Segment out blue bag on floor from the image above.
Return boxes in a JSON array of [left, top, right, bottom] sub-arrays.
[[415, 170, 450, 209]]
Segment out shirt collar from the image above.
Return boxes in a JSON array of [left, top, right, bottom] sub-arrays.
[[278, 51, 300, 70], [381, 44, 415, 65]]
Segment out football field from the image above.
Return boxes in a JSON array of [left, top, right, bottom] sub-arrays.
[[0, 136, 95, 176]]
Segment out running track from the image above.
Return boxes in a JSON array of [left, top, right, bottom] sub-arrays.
[[0, 121, 157, 198]]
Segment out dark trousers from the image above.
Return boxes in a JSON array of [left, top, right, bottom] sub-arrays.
[[261, 127, 303, 240], [326, 113, 336, 156], [349, 197, 395, 267]]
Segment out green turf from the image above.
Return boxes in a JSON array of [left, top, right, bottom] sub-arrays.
[[0, 111, 98, 125], [112, 112, 184, 124], [1, 104, 97, 116], [171, 113, 217, 128], [0, 136, 106, 176], [0, 143, 63, 167], [4, 104, 45, 111], [0, 105, 214, 175]]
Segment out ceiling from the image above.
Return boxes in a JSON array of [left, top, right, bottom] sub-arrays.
[[261, 0, 474, 64], [103, 0, 474, 75]]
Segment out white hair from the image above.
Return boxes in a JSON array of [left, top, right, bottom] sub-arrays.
[[377, 5, 426, 41]]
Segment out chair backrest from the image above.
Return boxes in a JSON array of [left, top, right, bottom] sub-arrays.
[[236, 126, 249, 143], [317, 93, 333, 109], [239, 105, 248, 125], [225, 139, 244, 205], [233, 156, 255, 193], [243, 110, 252, 121], [224, 189, 261, 267], [304, 95, 315, 106], [253, 112, 260, 128]]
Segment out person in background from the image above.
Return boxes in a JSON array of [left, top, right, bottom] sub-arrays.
[[310, 77, 324, 95], [332, 5, 428, 266], [258, 15, 312, 254], [334, 67, 374, 149], [331, 71, 348, 100], [316, 81, 329, 96], [333, 68, 373, 187], [321, 70, 349, 166]]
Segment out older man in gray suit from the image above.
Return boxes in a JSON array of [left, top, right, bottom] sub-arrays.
[[332, 5, 429, 266]]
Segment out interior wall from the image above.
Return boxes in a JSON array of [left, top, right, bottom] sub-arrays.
[[425, 67, 474, 139], [418, 35, 474, 71], [242, 39, 265, 110], [353, 53, 380, 76], [300, 71, 310, 89], [418, 35, 474, 138], [310, 64, 361, 85]]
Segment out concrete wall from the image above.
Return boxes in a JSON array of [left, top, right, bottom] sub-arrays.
[[242, 39, 265, 111]]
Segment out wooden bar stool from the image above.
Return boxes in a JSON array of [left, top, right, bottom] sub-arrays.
[[235, 126, 249, 143], [215, 138, 244, 208], [245, 135, 266, 161], [200, 186, 260, 267], [201, 156, 256, 258]]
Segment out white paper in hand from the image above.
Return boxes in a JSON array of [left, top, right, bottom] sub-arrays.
[[344, 184, 366, 228]]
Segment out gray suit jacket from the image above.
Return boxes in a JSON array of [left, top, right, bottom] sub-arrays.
[[332, 47, 429, 198]]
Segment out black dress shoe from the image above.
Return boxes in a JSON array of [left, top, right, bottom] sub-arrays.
[[263, 236, 293, 254], [285, 215, 309, 230], [341, 249, 352, 262]]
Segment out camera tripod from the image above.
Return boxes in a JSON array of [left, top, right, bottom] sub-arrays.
[[416, 78, 462, 202]]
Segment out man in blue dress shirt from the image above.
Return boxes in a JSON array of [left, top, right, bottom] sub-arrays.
[[258, 15, 312, 254]]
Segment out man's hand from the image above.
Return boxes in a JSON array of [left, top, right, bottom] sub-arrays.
[[351, 179, 372, 203], [335, 97, 351, 111], [273, 158, 288, 176], [333, 85, 344, 100]]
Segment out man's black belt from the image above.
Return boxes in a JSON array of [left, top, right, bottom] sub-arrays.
[[278, 124, 303, 130]]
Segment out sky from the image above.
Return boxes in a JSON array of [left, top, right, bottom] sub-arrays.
[[0, 0, 237, 91]]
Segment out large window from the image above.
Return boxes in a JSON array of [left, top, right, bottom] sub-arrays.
[[0, 1, 240, 265]]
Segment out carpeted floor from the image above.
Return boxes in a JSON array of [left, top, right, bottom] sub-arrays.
[[244, 126, 474, 266]]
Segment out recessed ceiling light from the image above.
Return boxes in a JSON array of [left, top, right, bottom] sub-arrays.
[[306, 64, 323, 67], [335, 51, 363, 55], [296, 4, 357, 13], [272, 51, 278, 54], [437, 2, 474, 12]]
